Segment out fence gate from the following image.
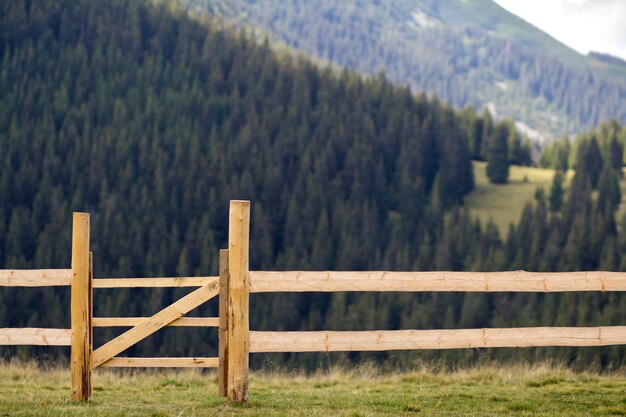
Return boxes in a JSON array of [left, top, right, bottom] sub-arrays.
[[89, 247, 234, 399], [90, 273, 220, 369], [88, 200, 249, 401], [0, 201, 250, 401]]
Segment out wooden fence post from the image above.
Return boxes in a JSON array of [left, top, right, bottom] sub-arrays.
[[88, 251, 93, 398], [227, 200, 250, 402], [71, 212, 91, 401], [218, 249, 229, 397]]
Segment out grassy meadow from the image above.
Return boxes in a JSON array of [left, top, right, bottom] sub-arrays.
[[466, 161, 626, 234], [465, 161, 573, 234], [1, 362, 625, 416]]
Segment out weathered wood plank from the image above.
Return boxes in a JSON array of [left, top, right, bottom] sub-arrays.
[[71, 212, 90, 401], [249, 327, 626, 352], [100, 357, 219, 368], [0, 328, 71, 346], [92, 317, 219, 327], [93, 277, 217, 288], [218, 249, 229, 397], [91, 279, 219, 368], [227, 200, 250, 402], [0, 269, 72, 286], [88, 252, 93, 398], [249, 271, 626, 293]]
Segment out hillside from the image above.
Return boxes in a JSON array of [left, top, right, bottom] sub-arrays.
[[1, 0, 626, 370], [465, 162, 572, 234], [0, 0, 478, 361], [186, 0, 626, 141], [2, 363, 625, 416]]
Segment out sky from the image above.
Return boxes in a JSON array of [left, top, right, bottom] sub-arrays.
[[493, 0, 626, 61]]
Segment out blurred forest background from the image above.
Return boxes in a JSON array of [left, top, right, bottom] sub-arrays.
[[1, 0, 625, 370]]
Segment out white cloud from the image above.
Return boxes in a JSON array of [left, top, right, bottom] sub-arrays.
[[493, 0, 626, 60]]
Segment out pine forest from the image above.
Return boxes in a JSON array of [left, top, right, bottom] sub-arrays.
[[1, 0, 625, 370]]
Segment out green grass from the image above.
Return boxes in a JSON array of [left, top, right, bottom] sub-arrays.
[[466, 162, 626, 234], [465, 161, 572, 234], [1, 362, 625, 416]]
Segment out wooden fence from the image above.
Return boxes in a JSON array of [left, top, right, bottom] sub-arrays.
[[2, 200, 626, 402]]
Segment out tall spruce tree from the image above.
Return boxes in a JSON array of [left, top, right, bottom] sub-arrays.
[[576, 137, 604, 188], [608, 135, 624, 177], [486, 124, 510, 184], [549, 170, 565, 213]]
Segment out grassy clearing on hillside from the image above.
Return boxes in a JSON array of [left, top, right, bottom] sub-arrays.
[[465, 162, 572, 234], [1, 362, 625, 416], [466, 162, 626, 234]]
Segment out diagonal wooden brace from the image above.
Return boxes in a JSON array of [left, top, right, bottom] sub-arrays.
[[91, 279, 219, 368]]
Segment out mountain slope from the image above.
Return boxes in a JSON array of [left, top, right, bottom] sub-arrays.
[[1, 0, 624, 369], [186, 0, 626, 142], [1, 0, 478, 358], [398, 0, 586, 66]]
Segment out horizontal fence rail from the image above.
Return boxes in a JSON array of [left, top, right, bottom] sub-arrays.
[[0, 269, 72, 286], [93, 317, 219, 327], [249, 271, 626, 293], [100, 357, 219, 368], [0, 328, 71, 346], [93, 277, 217, 288], [249, 327, 626, 352]]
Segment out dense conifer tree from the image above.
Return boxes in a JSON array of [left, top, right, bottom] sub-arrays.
[[486, 124, 510, 184], [549, 171, 565, 213]]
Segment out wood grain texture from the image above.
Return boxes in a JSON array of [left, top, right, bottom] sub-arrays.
[[71, 212, 90, 401], [88, 252, 93, 397], [93, 277, 217, 288], [218, 249, 229, 397], [0, 269, 72, 286], [227, 201, 250, 402], [250, 327, 626, 352], [92, 317, 219, 327], [91, 279, 219, 368], [0, 328, 71, 345], [100, 357, 219, 368], [249, 271, 626, 293]]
